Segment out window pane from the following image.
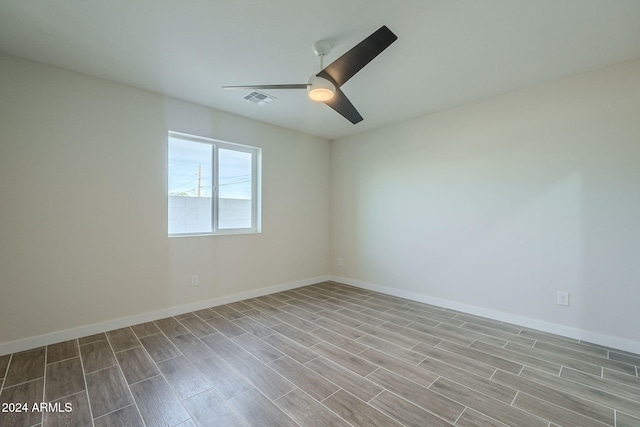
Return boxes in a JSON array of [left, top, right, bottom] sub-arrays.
[[218, 148, 252, 229], [168, 138, 213, 234]]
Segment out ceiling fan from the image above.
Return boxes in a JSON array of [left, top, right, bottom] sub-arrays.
[[223, 25, 397, 124]]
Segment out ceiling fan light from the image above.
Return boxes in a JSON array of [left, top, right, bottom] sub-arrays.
[[307, 75, 335, 101]]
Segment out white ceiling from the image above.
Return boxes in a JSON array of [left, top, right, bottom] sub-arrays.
[[1, 0, 640, 140]]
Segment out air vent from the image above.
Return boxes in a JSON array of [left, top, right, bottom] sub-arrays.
[[243, 91, 276, 106]]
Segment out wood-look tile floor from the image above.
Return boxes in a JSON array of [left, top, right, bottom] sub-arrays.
[[1, 281, 639, 427]]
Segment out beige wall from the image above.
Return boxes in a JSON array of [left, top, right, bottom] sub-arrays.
[[331, 58, 640, 351], [0, 53, 330, 350]]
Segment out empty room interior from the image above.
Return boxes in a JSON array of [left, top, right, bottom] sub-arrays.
[[1, 1, 640, 426]]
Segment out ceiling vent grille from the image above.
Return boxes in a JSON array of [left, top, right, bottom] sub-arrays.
[[243, 91, 276, 106]]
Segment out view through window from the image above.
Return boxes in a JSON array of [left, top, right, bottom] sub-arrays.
[[168, 132, 260, 235]]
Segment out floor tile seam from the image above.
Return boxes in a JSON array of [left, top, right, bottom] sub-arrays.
[[301, 296, 345, 312], [234, 335, 288, 364], [147, 327, 188, 356], [44, 343, 86, 403], [404, 310, 464, 327], [481, 347, 560, 376], [451, 407, 472, 426], [229, 385, 301, 426], [1, 375, 44, 391], [195, 386, 251, 427], [405, 308, 462, 325], [495, 368, 620, 424], [511, 390, 617, 427], [76, 334, 98, 426], [429, 370, 519, 408], [453, 314, 524, 333], [0, 353, 12, 394], [369, 389, 461, 427], [459, 323, 524, 344], [509, 389, 520, 406], [365, 368, 462, 424], [612, 409, 640, 427], [365, 387, 386, 404], [91, 403, 140, 424], [175, 312, 196, 320], [601, 370, 640, 392], [424, 381, 490, 424], [506, 342, 604, 373], [505, 391, 563, 427], [177, 379, 230, 404], [581, 341, 640, 360], [334, 309, 388, 327], [296, 297, 338, 313], [558, 368, 640, 405], [105, 327, 142, 353], [432, 339, 515, 375], [212, 311, 245, 322], [275, 387, 352, 427], [302, 355, 381, 399], [360, 339, 428, 367], [79, 338, 108, 348], [148, 329, 226, 400], [532, 337, 610, 358], [112, 343, 148, 357], [124, 372, 163, 388], [3, 349, 47, 389], [314, 313, 365, 331], [421, 359, 514, 399], [356, 324, 423, 350], [470, 340, 546, 371], [404, 318, 445, 333], [385, 322, 445, 346], [309, 339, 379, 374], [78, 335, 108, 347], [363, 351, 440, 389], [518, 367, 638, 418], [609, 355, 640, 369], [206, 334, 300, 400], [533, 342, 637, 371], [83, 358, 120, 375], [430, 377, 556, 427], [11, 347, 47, 355], [276, 314, 321, 332], [305, 343, 367, 378], [45, 351, 82, 366], [37, 343, 48, 426], [321, 387, 407, 427], [311, 327, 372, 353], [605, 346, 640, 358], [104, 332, 146, 423], [560, 354, 638, 379]]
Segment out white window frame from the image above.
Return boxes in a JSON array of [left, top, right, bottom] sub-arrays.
[[168, 131, 261, 237]]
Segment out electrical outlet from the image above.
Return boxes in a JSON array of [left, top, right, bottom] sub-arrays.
[[191, 274, 199, 287], [337, 258, 343, 266], [557, 291, 570, 306]]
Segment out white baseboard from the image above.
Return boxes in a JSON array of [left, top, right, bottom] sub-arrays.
[[5, 274, 638, 356], [331, 275, 640, 355], [0, 275, 329, 356]]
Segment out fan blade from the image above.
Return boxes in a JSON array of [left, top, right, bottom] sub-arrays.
[[222, 84, 308, 90], [323, 88, 363, 124], [317, 25, 397, 88]]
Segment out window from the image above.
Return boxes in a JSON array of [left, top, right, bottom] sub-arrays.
[[168, 131, 261, 236]]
